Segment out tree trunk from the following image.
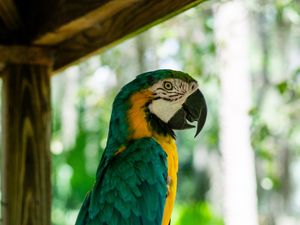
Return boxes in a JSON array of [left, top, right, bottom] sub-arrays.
[[214, 1, 259, 225], [135, 34, 147, 73], [275, 14, 292, 213], [1, 64, 51, 225]]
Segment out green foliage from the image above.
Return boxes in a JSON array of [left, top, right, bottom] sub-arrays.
[[276, 81, 288, 94], [175, 203, 224, 225]]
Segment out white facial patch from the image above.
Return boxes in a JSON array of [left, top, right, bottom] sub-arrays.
[[148, 79, 198, 123]]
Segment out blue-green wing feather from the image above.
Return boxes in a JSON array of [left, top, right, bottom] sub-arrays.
[[75, 137, 168, 225]]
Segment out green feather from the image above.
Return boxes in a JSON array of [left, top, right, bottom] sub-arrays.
[[75, 138, 168, 225]]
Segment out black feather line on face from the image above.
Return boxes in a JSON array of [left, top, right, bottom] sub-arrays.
[[168, 94, 182, 98], [161, 97, 173, 101], [156, 88, 179, 94]]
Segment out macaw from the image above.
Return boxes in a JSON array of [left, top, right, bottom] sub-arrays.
[[75, 69, 207, 225]]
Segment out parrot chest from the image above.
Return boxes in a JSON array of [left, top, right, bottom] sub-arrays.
[[154, 135, 178, 225]]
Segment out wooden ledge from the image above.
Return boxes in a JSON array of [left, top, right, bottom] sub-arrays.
[[0, 45, 54, 66]]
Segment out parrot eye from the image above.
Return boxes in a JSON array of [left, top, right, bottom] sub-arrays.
[[163, 81, 173, 90]]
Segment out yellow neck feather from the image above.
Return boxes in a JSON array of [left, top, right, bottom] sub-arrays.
[[127, 90, 153, 139]]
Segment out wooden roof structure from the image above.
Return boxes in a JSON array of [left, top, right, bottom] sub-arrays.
[[0, 0, 205, 224]]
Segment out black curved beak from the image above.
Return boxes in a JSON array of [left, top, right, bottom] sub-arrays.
[[167, 89, 207, 137]]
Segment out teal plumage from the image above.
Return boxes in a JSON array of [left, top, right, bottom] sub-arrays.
[[74, 69, 205, 225], [75, 138, 167, 225]]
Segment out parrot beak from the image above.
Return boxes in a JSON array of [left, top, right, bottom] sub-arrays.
[[167, 89, 207, 137]]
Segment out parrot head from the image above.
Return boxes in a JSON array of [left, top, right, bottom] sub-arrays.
[[107, 69, 207, 149], [147, 74, 207, 138]]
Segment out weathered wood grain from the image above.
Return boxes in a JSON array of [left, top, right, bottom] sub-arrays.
[[2, 64, 51, 225], [0, 0, 205, 70], [34, 0, 139, 46], [0, 45, 54, 66], [52, 0, 205, 72]]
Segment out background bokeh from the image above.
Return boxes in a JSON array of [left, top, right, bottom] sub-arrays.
[[49, 0, 300, 224]]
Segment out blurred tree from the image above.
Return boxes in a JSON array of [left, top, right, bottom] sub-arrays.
[[214, 1, 259, 225]]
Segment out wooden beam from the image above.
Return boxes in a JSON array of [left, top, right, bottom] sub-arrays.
[[36, 0, 205, 72], [33, 0, 139, 46], [2, 64, 51, 225], [0, 45, 54, 66]]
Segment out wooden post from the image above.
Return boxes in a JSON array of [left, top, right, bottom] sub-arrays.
[[1, 64, 51, 225]]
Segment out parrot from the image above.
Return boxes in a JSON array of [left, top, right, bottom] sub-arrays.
[[75, 69, 207, 225]]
